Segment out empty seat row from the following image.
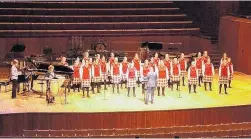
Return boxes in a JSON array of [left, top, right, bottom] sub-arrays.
[[0, 22, 194, 30], [0, 8, 182, 15], [0, 15, 187, 23], [0, 2, 175, 9]]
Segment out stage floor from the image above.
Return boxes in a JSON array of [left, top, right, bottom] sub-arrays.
[[0, 71, 251, 114]]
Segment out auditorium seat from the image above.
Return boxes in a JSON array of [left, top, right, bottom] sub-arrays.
[[75, 129, 89, 137], [48, 130, 63, 137], [114, 128, 128, 136], [101, 129, 115, 136], [151, 127, 165, 134], [88, 129, 102, 137], [242, 129, 251, 136], [23, 130, 37, 137], [230, 129, 243, 137]]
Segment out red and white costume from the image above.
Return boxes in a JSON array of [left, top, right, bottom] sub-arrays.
[[228, 62, 234, 80], [121, 61, 129, 81], [126, 67, 138, 87], [202, 56, 210, 64], [164, 59, 172, 77], [171, 63, 181, 82], [83, 57, 89, 63], [100, 60, 109, 81], [92, 63, 102, 83], [132, 58, 141, 77], [72, 64, 81, 85], [108, 57, 115, 76], [202, 63, 214, 83], [149, 62, 155, 71], [195, 57, 203, 76], [188, 66, 198, 85], [111, 63, 121, 84], [80, 65, 92, 88], [220, 57, 228, 64], [178, 58, 187, 77], [153, 57, 160, 66], [156, 65, 169, 87], [219, 64, 230, 85]]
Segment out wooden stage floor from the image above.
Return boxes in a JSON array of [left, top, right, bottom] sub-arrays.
[[0, 71, 250, 114]]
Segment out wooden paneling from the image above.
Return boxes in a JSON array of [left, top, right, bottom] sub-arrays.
[[0, 36, 212, 61], [1, 105, 251, 136], [218, 16, 251, 74]]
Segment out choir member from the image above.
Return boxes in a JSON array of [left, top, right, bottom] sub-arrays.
[[72, 59, 81, 92], [202, 58, 214, 91], [10, 59, 20, 99], [164, 54, 172, 87], [126, 63, 138, 97], [140, 59, 150, 94], [188, 61, 198, 93], [108, 52, 115, 86], [202, 51, 210, 64], [195, 52, 204, 86], [156, 60, 169, 96], [228, 58, 234, 88], [144, 67, 157, 105], [88, 58, 94, 93], [153, 52, 160, 66], [178, 53, 187, 86], [80, 60, 92, 98], [219, 59, 230, 94], [171, 58, 181, 91], [111, 57, 122, 93], [100, 55, 109, 90], [132, 53, 141, 87], [60, 56, 68, 66], [121, 56, 129, 89], [83, 52, 90, 63], [92, 58, 102, 94], [220, 53, 228, 64], [96, 54, 101, 64]]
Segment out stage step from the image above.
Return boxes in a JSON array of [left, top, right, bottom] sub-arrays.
[[0, 14, 188, 23], [0, 1, 175, 9]]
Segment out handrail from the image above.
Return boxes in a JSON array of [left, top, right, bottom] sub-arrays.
[[0, 14, 186, 18], [0, 7, 179, 11], [0, 21, 193, 25]]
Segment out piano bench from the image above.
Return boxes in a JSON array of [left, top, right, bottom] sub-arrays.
[[0, 81, 11, 93]]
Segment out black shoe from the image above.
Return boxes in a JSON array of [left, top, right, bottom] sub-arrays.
[[229, 86, 232, 88], [194, 91, 197, 93], [225, 92, 228, 94], [145, 102, 148, 105], [151, 101, 153, 104], [210, 89, 212, 91]]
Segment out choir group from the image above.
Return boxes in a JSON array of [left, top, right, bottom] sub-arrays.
[[65, 51, 234, 101]]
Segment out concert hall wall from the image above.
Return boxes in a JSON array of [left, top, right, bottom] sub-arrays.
[[218, 16, 251, 75], [0, 36, 214, 60]]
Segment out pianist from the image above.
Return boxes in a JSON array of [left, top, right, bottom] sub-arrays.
[[10, 59, 21, 99], [60, 57, 68, 66]]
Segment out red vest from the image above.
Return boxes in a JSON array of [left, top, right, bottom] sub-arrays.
[[93, 64, 100, 77], [228, 62, 233, 74], [189, 66, 197, 78], [203, 56, 209, 64], [133, 58, 140, 71], [143, 66, 150, 77], [82, 66, 90, 79], [122, 61, 128, 74], [109, 57, 115, 67], [179, 58, 186, 70], [154, 58, 159, 66], [158, 66, 166, 78], [204, 63, 213, 76], [101, 61, 107, 73], [73, 65, 80, 78], [196, 57, 203, 69], [164, 59, 171, 71], [172, 64, 179, 76], [113, 63, 120, 75], [220, 64, 228, 77], [128, 68, 136, 78]]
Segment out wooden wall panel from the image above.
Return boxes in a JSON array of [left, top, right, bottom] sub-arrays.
[[218, 16, 251, 74], [0, 35, 214, 62], [1, 105, 251, 136]]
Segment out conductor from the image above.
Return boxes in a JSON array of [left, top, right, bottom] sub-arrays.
[[143, 67, 157, 105]]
